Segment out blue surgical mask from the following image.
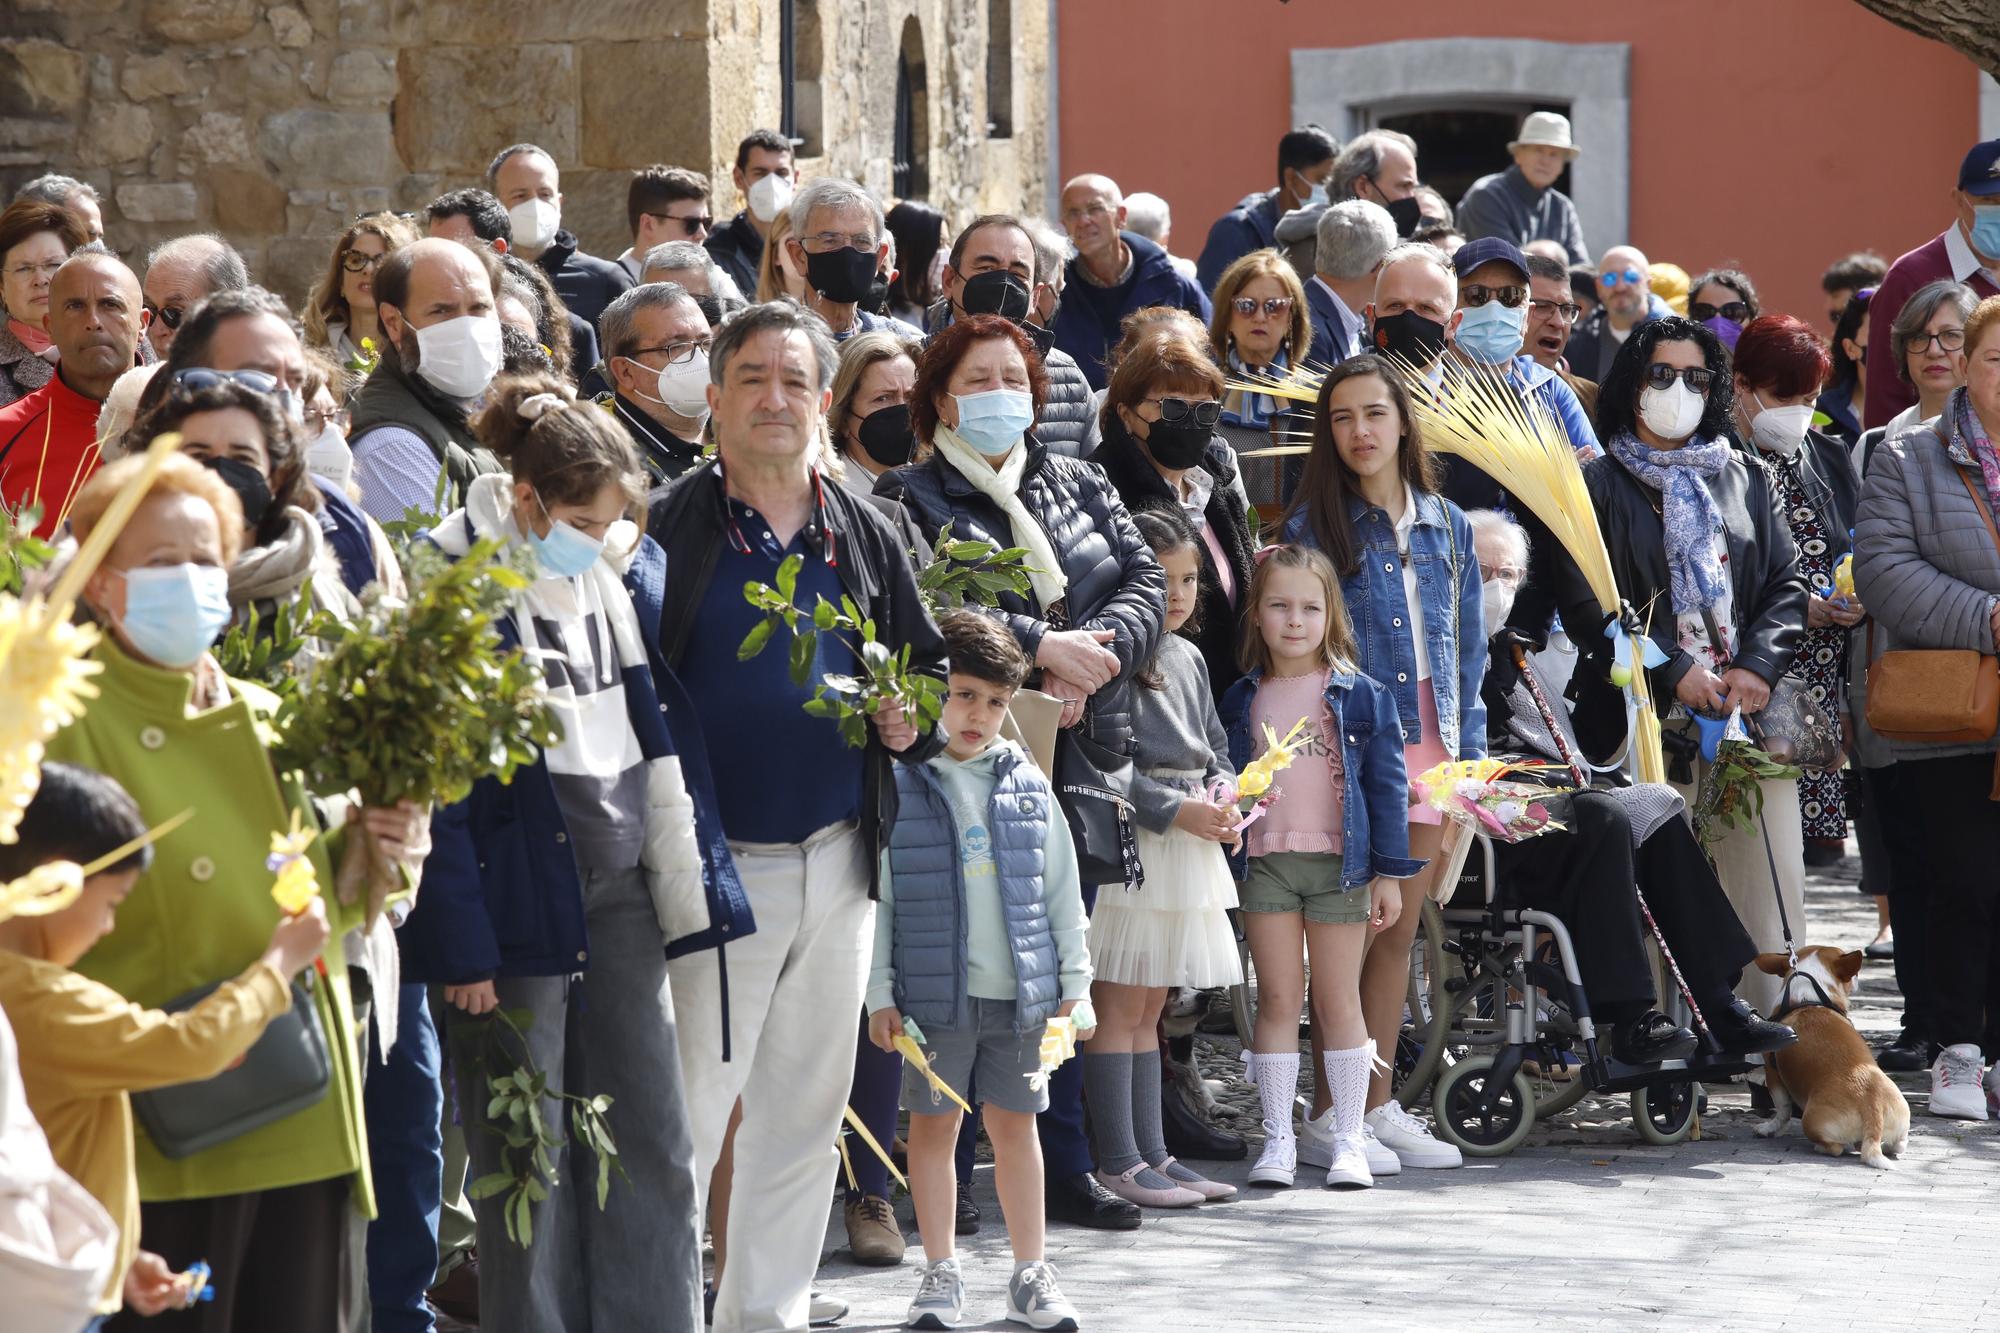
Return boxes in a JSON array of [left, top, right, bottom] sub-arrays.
[[1972, 205, 2000, 259], [528, 491, 606, 578], [115, 564, 232, 668], [950, 388, 1035, 456], [1454, 300, 1526, 365]]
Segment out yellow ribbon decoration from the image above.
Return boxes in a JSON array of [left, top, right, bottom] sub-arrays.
[[268, 808, 321, 915], [1234, 717, 1310, 800], [892, 1032, 973, 1115], [1026, 1016, 1080, 1093]]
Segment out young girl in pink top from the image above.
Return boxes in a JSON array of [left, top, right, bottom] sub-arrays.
[[1217, 545, 1426, 1190]]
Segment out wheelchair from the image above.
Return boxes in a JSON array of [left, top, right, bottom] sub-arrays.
[[1392, 834, 1754, 1156]]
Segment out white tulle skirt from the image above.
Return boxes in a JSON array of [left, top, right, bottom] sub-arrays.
[[1090, 817, 1244, 990]]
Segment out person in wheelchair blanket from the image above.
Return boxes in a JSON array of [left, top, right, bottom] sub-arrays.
[[1466, 510, 1796, 1063]]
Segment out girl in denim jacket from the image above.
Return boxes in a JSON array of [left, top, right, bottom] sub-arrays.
[[1280, 355, 1484, 1169], [1218, 544, 1425, 1189]]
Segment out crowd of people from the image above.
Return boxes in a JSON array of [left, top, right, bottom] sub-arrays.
[[1, 108, 1998, 1333]]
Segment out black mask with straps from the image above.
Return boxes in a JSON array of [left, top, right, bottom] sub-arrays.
[[804, 246, 880, 305], [200, 454, 274, 530], [855, 402, 916, 469]]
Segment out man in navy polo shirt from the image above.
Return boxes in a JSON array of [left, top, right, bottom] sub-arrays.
[[650, 300, 945, 1333]]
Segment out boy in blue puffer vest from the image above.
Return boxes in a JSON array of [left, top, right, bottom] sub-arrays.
[[866, 610, 1094, 1332]]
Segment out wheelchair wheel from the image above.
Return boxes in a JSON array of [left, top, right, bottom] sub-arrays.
[[1394, 900, 1452, 1108], [1631, 1078, 1701, 1146], [1431, 1055, 1535, 1157]]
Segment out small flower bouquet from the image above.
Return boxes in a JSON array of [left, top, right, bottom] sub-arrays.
[[1411, 758, 1570, 844], [1207, 717, 1311, 833]]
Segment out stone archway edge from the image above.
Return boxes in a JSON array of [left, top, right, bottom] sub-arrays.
[[1292, 38, 1631, 254]]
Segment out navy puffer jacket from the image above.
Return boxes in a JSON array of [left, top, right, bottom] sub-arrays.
[[876, 435, 1165, 752]]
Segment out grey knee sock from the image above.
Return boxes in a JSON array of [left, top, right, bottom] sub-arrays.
[[1084, 1050, 1143, 1173], [1133, 1049, 1204, 1184]]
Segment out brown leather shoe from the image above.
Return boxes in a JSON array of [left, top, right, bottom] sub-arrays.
[[427, 1251, 480, 1324], [843, 1193, 906, 1267]]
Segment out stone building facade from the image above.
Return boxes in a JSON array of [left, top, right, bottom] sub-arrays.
[[1, 0, 1049, 308]]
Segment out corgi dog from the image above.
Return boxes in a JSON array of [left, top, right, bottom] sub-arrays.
[[1751, 947, 1910, 1168]]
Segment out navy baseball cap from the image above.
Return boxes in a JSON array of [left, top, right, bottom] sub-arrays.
[[1452, 236, 1529, 282], [1958, 140, 2000, 196]]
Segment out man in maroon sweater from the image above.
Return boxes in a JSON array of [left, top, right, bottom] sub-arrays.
[[1864, 140, 2000, 430]]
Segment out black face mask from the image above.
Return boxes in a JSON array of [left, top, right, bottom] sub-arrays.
[[1141, 418, 1211, 471], [201, 454, 273, 530], [804, 246, 879, 305], [860, 275, 892, 315], [1385, 195, 1423, 239], [1025, 319, 1057, 359], [1369, 309, 1449, 366], [855, 402, 916, 469], [960, 270, 1034, 323]]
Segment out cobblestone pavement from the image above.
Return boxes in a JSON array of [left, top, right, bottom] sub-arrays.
[[813, 846, 2000, 1331]]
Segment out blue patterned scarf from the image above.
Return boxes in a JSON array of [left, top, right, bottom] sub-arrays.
[[1951, 387, 2000, 519], [1607, 430, 1732, 614], [1222, 345, 1289, 430]]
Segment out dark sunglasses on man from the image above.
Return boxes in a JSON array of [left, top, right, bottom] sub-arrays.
[[647, 211, 714, 238], [144, 302, 185, 331], [1461, 284, 1527, 309], [1689, 300, 1751, 324], [1642, 364, 1713, 393]]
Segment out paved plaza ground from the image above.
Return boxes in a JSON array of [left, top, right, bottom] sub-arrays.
[[813, 849, 2000, 1331]]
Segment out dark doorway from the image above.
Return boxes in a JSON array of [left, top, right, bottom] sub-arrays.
[[894, 18, 929, 199], [1373, 103, 1570, 218]]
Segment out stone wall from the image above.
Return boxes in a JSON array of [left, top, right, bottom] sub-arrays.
[[1, 0, 1048, 309]]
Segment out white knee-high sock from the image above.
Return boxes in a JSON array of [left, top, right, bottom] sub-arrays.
[[1246, 1051, 1300, 1143], [1322, 1042, 1376, 1140]]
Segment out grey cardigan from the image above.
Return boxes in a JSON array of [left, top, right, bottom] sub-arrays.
[[1130, 633, 1233, 832], [1852, 402, 2000, 760]]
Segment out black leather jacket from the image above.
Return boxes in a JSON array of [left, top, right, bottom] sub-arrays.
[[1566, 445, 1808, 756], [876, 435, 1165, 752]]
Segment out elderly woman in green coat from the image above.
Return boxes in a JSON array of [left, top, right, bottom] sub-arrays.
[[47, 452, 425, 1333]]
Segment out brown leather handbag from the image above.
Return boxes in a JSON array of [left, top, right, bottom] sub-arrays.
[[1864, 467, 2000, 745]]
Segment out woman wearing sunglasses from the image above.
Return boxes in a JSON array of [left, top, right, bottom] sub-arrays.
[[1208, 250, 1312, 508], [303, 212, 419, 369], [1687, 267, 1761, 353], [1581, 316, 1810, 1024], [1096, 328, 1256, 701]]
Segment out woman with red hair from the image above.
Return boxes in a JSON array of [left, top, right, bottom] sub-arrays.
[[1730, 314, 1863, 865]]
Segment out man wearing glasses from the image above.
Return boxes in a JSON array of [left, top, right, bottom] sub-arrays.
[[619, 166, 716, 285], [1565, 243, 1666, 382], [598, 282, 714, 483], [1521, 251, 1600, 420], [139, 233, 247, 358], [784, 178, 922, 342]]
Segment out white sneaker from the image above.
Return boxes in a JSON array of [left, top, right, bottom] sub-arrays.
[[811, 1291, 849, 1326], [1365, 1101, 1463, 1168], [1930, 1044, 1990, 1121], [1295, 1097, 1401, 1176], [906, 1258, 965, 1330], [1324, 1133, 1374, 1189], [1986, 1061, 2000, 1117], [1006, 1260, 1080, 1331], [1247, 1121, 1297, 1187]]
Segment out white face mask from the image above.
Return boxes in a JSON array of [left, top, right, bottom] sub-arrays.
[[412, 313, 504, 400], [1748, 391, 1813, 459], [305, 421, 353, 491], [1482, 579, 1516, 632], [508, 197, 561, 252], [624, 348, 712, 427], [747, 173, 794, 224], [1638, 379, 1705, 442]]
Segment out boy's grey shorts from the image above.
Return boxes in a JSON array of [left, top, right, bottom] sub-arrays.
[[901, 997, 1051, 1116]]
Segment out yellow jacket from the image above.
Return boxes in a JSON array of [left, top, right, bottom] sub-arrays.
[[0, 953, 290, 1312]]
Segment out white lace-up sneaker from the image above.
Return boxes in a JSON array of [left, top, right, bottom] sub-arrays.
[[1930, 1044, 1990, 1121], [1986, 1062, 2000, 1117], [1248, 1120, 1298, 1187], [1365, 1101, 1463, 1168], [1324, 1133, 1374, 1189], [1296, 1097, 1401, 1175], [905, 1257, 965, 1329], [1006, 1260, 1080, 1331]]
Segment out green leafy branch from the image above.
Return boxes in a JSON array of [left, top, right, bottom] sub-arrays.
[[212, 577, 338, 701], [0, 501, 54, 597], [274, 538, 561, 808], [465, 1007, 624, 1248], [915, 520, 1038, 613], [1693, 741, 1802, 848], [738, 553, 945, 749]]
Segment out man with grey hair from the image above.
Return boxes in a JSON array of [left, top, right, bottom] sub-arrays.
[[785, 178, 921, 341], [1332, 130, 1422, 238], [13, 173, 103, 242], [639, 240, 742, 301], [1308, 199, 1397, 363], [1122, 191, 1196, 283], [1052, 172, 1210, 388], [140, 233, 248, 358], [1363, 241, 1460, 369], [648, 300, 944, 1333], [599, 281, 713, 482]]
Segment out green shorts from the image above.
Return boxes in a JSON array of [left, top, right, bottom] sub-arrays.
[[1240, 851, 1368, 925]]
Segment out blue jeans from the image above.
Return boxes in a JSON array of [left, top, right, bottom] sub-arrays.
[[365, 983, 443, 1333]]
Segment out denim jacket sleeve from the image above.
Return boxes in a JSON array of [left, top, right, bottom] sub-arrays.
[[1450, 506, 1489, 761], [1357, 678, 1427, 881]]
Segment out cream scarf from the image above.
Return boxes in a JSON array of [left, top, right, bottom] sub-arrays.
[[932, 423, 1067, 610]]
